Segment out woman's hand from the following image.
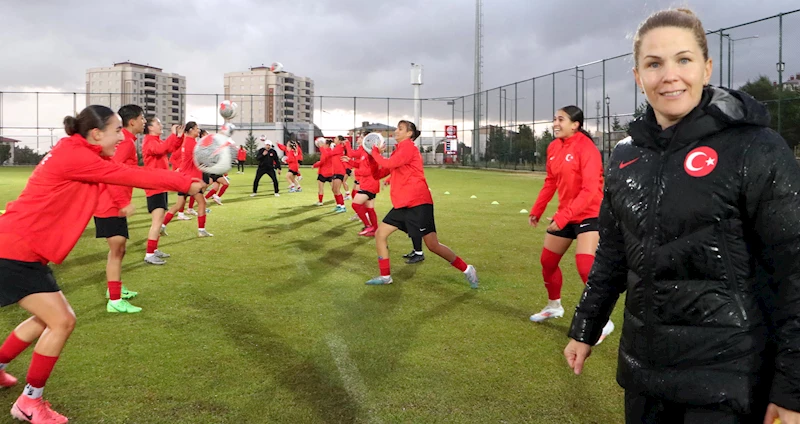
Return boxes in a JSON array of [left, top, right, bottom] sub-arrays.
[[564, 339, 592, 375], [764, 403, 800, 424]]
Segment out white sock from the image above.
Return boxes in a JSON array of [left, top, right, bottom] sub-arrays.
[[414, 251, 423, 256], [547, 299, 562, 309], [23, 384, 43, 399], [145, 253, 154, 259]]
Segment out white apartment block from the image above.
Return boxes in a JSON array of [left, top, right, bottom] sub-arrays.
[[86, 62, 187, 127], [224, 66, 314, 125]]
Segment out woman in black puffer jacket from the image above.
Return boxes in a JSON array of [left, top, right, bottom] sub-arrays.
[[563, 8, 800, 424]]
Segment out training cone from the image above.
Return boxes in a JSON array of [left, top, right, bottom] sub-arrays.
[[470, 195, 477, 199], [520, 209, 528, 214], [491, 201, 500, 205], [444, 191, 450, 195]]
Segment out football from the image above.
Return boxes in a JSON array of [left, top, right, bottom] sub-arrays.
[[361, 132, 385, 151], [219, 122, 236, 137], [314, 137, 327, 148], [195, 133, 234, 174], [219, 100, 239, 120]]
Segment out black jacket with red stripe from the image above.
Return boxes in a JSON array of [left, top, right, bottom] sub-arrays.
[[568, 86, 800, 413]]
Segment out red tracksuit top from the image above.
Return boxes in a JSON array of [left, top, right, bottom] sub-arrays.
[[94, 128, 139, 218], [317, 146, 334, 177], [350, 146, 380, 194], [530, 131, 603, 229], [180, 137, 203, 180], [237, 148, 247, 161], [343, 143, 354, 170], [370, 138, 432, 209], [0, 134, 193, 265], [143, 133, 183, 197], [330, 143, 347, 176], [277, 144, 301, 172], [170, 139, 184, 171]]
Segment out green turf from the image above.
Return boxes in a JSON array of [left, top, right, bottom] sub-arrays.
[[0, 166, 624, 423]]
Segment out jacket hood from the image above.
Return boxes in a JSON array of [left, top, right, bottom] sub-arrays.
[[629, 86, 770, 151]]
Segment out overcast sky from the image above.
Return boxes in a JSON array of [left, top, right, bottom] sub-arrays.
[[1, 0, 798, 149]]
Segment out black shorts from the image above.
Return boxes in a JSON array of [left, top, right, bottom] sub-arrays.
[[317, 174, 332, 183], [354, 180, 360, 185], [383, 204, 436, 238], [202, 173, 213, 184], [289, 170, 300, 176], [208, 174, 223, 182], [332, 174, 345, 181], [146, 193, 168, 213], [346, 169, 353, 176], [94, 217, 129, 239], [0, 259, 60, 307], [357, 190, 376, 200], [547, 217, 599, 239]]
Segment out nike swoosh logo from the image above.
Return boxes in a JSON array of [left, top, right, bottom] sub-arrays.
[[17, 406, 33, 421], [619, 158, 639, 169], [420, 228, 426, 231], [580, 224, 590, 227]]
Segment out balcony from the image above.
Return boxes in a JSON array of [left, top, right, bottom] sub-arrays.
[[144, 73, 156, 80]]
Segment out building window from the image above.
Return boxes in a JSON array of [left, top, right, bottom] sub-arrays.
[[305, 105, 310, 110], [172, 108, 179, 113], [144, 73, 156, 80], [305, 82, 311, 88], [284, 102, 294, 108], [172, 86, 178, 91], [285, 94, 294, 100], [285, 86, 294, 92], [285, 77, 294, 84], [172, 93, 179, 99], [172, 78, 179, 83], [285, 110, 293, 116], [285, 118, 294, 122], [172, 101, 179, 106], [172, 115, 179, 121], [305, 113, 311, 118]]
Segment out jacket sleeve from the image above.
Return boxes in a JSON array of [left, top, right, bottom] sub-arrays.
[[272, 151, 281, 170], [143, 136, 172, 157], [568, 181, 627, 345], [530, 143, 558, 219], [370, 144, 412, 169], [312, 161, 321, 168], [369, 156, 391, 180], [256, 149, 267, 163], [58, 149, 193, 193], [553, 143, 603, 228], [741, 130, 800, 412], [277, 144, 287, 152]]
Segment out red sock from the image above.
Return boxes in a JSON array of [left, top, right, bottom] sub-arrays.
[[179, 205, 185, 213], [26, 352, 59, 389], [366, 208, 378, 229], [107, 281, 122, 301], [163, 213, 174, 225], [318, 194, 324, 203], [351, 189, 357, 198], [353, 203, 370, 227], [541, 248, 564, 300], [378, 258, 391, 276], [218, 185, 228, 197], [146, 239, 158, 254], [205, 189, 216, 199], [450, 256, 468, 272], [198, 215, 207, 229], [0, 332, 32, 364], [188, 197, 195, 209], [335, 194, 344, 206], [576, 254, 595, 284]]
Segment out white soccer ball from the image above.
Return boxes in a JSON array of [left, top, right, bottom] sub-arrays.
[[314, 137, 327, 148], [361, 132, 385, 151], [195, 133, 234, 174], [219, 122, 236, 137], [219, 100, 239, 120], [281, 156, 288, 164]]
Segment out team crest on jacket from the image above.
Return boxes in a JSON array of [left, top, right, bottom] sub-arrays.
[[684, 147, 718, 177]]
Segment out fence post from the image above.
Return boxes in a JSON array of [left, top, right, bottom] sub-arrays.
[[602, 59, 607, 167], [777, 13, 783, 134]]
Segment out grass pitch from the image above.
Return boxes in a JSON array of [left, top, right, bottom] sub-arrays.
[[0, 166, 624, 423]]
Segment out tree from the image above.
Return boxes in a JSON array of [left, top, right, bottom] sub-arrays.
[[536, 128, 555, 167], [0, 144, 10, 165], [623, 102, 648, 133], [12, 146, 45, 165], [515, 124, 535, 168], [611, 116, 624, 131], [739, 75, 800, 150], [244, 131, 258, 165], [485, 126, 508, 162]]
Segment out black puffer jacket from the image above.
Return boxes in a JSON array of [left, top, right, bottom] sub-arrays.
[[568, 86, 800, 413]]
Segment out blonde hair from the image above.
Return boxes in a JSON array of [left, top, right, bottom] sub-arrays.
[[633, 8, 708, 68]]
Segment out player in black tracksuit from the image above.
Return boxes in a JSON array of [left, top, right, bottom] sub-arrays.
[[567, 85, 800, 422], [252, 142, 281, 196]]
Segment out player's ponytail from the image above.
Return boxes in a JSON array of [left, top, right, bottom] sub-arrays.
[[63, 105, 116, 138]]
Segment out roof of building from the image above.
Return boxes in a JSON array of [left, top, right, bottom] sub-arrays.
[[112, 62, 163, 72], [0, 137, 20, 143], [351, 122, 396, 132]]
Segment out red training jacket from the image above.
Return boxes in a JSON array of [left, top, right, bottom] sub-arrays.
[[370, 139, 432, 208], [142, 133, 183, 197], [180, 137, 203, 180], [94, 128, 139, 218], [350, 146, 380, 194], [317, 146, 334, 177], [237, 148, 247, 161], [170, 139, 184, 171], [330, 143, 347, 175], [277, 144, 301, 172], [530, 131, 603, 229], [0, 134, 193, 264]]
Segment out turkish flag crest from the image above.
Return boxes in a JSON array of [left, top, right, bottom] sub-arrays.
[[684, 146, 718, 177]]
